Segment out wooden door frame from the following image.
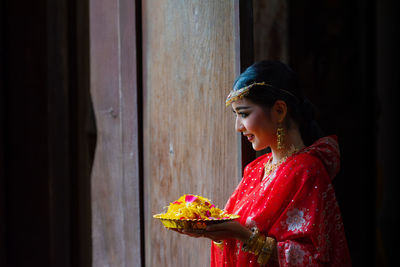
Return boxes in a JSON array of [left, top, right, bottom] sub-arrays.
[[89, 0, 143, 266]]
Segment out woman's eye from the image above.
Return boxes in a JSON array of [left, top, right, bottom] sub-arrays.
[[232, 110, 249, 118]]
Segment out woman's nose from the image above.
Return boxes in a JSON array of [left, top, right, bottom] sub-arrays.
[[235, 117, 244, 132]]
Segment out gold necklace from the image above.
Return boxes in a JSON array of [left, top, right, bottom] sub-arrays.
[[263, 146, 299, 179]]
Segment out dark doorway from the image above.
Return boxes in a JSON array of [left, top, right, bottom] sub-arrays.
[[1, 0, 95, 266]]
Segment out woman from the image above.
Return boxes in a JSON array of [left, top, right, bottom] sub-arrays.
[[177, 60, 351, 266]]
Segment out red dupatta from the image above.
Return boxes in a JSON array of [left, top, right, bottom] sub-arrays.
[[211, 136, 351, 266]]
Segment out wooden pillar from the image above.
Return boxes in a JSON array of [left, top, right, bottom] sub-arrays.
[[142, 1, 240, 266], [89, 0, 142, 266]]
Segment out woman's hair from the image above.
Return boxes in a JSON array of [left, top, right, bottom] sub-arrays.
[[232, 60, 324, 146]]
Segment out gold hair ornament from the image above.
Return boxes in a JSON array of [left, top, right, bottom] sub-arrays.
[[225, 82, 271, 106], [225, 81, 298, 107]]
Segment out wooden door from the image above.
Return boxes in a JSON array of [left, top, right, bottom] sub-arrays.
[[142, 1, 240, 266]]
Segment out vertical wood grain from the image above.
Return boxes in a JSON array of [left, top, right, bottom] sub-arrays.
[[90, 0, 141, 266], [142, 1, 240, 266]]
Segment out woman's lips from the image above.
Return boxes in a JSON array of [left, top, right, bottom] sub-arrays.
[[245, 134, 255, 142]]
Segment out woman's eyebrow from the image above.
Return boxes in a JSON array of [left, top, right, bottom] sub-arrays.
[[234, 106, 251, 112]]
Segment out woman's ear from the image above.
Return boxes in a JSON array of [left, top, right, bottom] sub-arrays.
[[272, 100, 288, 123]]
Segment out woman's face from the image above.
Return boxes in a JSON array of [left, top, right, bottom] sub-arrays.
[[232, 98, 277, 151]]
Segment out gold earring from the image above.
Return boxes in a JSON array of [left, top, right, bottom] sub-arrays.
[[276, 126, 285, 150]]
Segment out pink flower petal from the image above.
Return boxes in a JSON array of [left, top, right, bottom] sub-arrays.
[[206, 210, 211, 217], [185, 195, 198, 203], [173, 201, 182, 205], [210, 204, 215, 209]]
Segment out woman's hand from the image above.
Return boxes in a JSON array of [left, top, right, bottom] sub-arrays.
[[171, 220, 252, 243]]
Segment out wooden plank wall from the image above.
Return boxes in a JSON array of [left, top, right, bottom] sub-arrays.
[[89, 0, 142, 266], [142, 1, 240, 266]]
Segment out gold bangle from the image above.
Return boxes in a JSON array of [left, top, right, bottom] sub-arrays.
[[242, 227, 260, 253], [242, 227, 269, 256], [253, 235, 266, 256], [257, 237, 276, 265], [213, 240, 224, 250], [257, 252, 271, 266]]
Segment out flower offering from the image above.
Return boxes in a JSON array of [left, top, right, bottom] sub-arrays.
[[154, 194, 239, 229], [161, 194, 229, 220]]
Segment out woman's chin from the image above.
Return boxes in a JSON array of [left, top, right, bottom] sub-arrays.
[[252, 143, 262, 151], [252, 143, 268, 151]]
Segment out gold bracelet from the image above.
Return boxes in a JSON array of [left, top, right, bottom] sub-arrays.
[[253, 235, 266, 256], [213, 240, 224, 250], [241, 227, 269, 256], [257, 237, 276, 265], [242, 227, 260, 253]]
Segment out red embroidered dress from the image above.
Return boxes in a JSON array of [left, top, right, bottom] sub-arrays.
[[211, 136, 351, 266]]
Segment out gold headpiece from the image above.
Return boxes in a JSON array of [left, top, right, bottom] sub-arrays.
[[225, 81, 298, 106], [225, 82, 271, 106]]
